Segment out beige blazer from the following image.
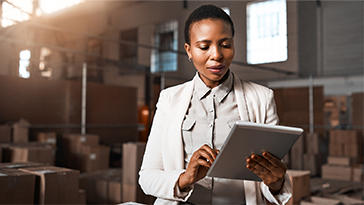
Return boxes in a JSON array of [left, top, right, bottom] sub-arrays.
[[139, 72, 292, 205]]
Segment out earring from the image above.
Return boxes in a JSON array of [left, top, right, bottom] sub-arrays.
[[188, 57, 191, 62]]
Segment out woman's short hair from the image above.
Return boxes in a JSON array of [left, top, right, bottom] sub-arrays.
[[184, 4, 235, 45]]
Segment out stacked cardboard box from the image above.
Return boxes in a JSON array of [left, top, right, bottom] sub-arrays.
[[322, 130, 363, 182], [36, 132, 57, 147], [122, 142, 155, 204], [19, 166, 80, 204], [303, 133, 327, 176], [0, 124, 11, 143], [12, 119, 30, 143], [63, 133, 110, 172], [10, 143, 55, 165], [80, 145, 110, 172], [291, 134, 305, 170], [79, 168, 122, 204], [286, 170, 311, 205], [0, 142, 56, 165], [0, 168, 36, 204]]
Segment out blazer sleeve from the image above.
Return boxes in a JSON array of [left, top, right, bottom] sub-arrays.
[[138, 89, 193, 202]]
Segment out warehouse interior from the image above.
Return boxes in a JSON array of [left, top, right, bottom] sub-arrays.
[[0, 0, 363, 204]]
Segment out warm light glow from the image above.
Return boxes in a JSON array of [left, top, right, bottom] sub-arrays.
[[1, 0, 33, 27], [1, 0, 86, 27], [39, 0, 85, 14], [19, 50, 31, 79]]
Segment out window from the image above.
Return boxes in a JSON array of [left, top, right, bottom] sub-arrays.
[[120, 29, 138, 64], [39, 47, 52, 78], [19, 50, 31, 79], [1, 0, 85, 28], [151, 20, 178, 73], [247, 0, 287, 64], [1, 0, 33, 27]]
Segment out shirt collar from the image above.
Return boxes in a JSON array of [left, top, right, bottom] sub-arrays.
[[194, 70, 233, 102]]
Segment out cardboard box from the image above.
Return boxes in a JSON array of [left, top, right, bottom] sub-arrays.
[[36, 132, 57, 145], [0, 168, 36, 204], [329, 143, 344, 156], [0, 161, 45, 169], [321, 164, 352, 181], [80, 145, 110, 172], [10, 145, 55, 165], [122, 142, 154, 203], [79, 169, 122, 204], [327, 156, 357, 166], [78, 189, 86, 205], [63, 133, 99, 169], [109, 177, 122, 204], [344, 143, 363, 163], [95, 176, 122, 204], [0, 125, 11, 143], [291, 135, 305, 170], [12, 119, 30, 143], [286, 170, 311, 205], [19, 166, 79, 205], [303, 153, 325, 176], [300, 196, 341, 205], [352, 164, 363, 182], [305, 133, 326, 154]]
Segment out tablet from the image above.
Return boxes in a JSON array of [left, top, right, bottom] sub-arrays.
[[206, 121, 303, 181]]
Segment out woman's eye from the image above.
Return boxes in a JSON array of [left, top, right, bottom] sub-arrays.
[[222, 44, 231, 48], [199, 46, 209, 50]]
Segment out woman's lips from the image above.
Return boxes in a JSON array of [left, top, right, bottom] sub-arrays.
[[208, 65, 225, 74]]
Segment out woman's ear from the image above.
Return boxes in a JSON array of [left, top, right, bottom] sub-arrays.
[[184, 43, 192, 60]]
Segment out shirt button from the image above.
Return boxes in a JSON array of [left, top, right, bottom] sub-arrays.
[[209, 123, 213, 127], [209, 109, 213, 113]]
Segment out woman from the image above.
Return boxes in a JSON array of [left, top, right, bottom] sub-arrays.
[[139, 4, 292, 205]]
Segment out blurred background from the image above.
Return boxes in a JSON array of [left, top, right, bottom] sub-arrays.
[[0, 0, 362, 204]]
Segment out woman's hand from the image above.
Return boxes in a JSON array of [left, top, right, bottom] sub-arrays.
[[178, 144, 219, 190], [246, 151, 287, 194]]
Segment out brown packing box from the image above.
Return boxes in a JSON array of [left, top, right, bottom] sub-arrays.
[[79, 168, 122, 204], [19, 166, 79, 204], [0, 125, 11, 143], [122, 142, 154, 203], [352, 164, 363, 182], [63, 133, 99, 169], [300, 196, 341, 205], [78, 189, 86, 205], [0, 161, 45, 169], [10, 145, 55, 165], [327, 156, 358, 166], [305, 133, 326, 154], [286, 170, 311, 205], [80, 145, 110, 172], [290, 134, 305, 170], [36, 132, 57, 145], [303, 153, 325, 176], [109, 177, 122, 204], [321, 164, 352, 181], [329, 143, 344, 156], [12, 119, 30, 143], [0, 168, 36, 204], [95, 175, 122, 204], [344, 143, 363, 163], [63, 133, 99, 153]]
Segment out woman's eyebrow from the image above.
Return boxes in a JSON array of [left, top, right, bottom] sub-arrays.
[[195, 37, 232, 44]]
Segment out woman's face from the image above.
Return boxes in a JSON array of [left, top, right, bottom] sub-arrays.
[[185, 19, 235, 88]]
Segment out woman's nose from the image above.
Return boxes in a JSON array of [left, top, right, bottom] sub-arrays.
[[210, 46, 222, 61]]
